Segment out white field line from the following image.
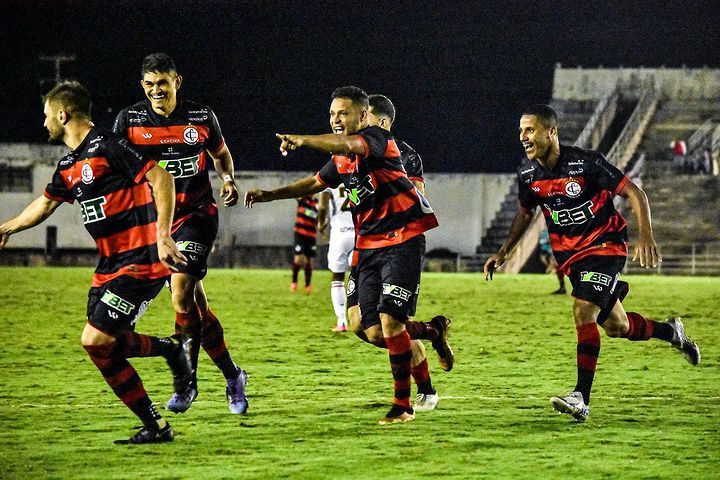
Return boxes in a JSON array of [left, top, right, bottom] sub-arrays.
[[5, 394, 719, 409]]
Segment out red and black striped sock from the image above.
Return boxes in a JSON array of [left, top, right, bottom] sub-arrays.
[[291, 262, 301, 283], [114, 331, 176, 358], [84, 346, 161, 429], [405, 321, 439, 341], [574, 322, 600, 404], [176, 310, 202, 384], [304, 262, 313, 287], [385, 331, 412, 410], [201, 308, 238, 380], [624, 312, 674, 342], [411, 358, 435, 395]]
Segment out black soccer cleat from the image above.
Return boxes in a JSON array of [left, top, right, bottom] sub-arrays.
[[429, 315, 454, 372], [667, 317, 701, 365], [114, 423, 174, 444], [166, 334, 193, 392]]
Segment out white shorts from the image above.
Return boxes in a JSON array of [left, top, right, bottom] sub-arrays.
[[327, 233, 355, 273]]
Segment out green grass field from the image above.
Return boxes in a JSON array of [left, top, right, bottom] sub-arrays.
[[0, 267, 717, 479]]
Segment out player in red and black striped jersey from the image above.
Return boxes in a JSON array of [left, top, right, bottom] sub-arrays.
[[484, 104, 700, 422], [0, 82, 191, 444], [291, 195, 318, 293], [113, 53, 248, 415], [245, 86, 439, 424]]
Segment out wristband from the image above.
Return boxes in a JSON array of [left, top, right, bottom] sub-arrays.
[[223, 175, 235, 183]]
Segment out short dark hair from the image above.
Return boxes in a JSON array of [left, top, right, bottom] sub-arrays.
[[43, 81, 92, 119], [522, 104, 558, 128], [141, 52, 177, 77], [368, 94, 396, 123], [331, 85, 369, 110]]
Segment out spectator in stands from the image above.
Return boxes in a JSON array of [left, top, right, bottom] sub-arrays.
[[670, 137, 687, 173]]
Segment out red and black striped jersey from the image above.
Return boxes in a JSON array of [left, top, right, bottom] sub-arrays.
[[316, 126, 438, 249], [517, 145, 629, 273], [294, 196, 318, 238], [43, 127, 170, 287], [398, 140, 424, 184], [112, 99, 224, 230]]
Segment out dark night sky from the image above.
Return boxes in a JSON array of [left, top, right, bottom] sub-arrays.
[[2, 0, 719, 172]]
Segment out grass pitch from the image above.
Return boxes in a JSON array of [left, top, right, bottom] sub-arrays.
[[0, 267, 717, 479]]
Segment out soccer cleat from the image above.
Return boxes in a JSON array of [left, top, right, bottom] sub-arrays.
[[226, 368, 249, 414], [166, 334, 193, 393], [290, 282, 298, 292], [413, 392, 439, 411], [550, 391, 589, 423], [552, 286, 566, 295], [305, 285, 314, 295], [114, 423, 174, 444], [332, 324, 348, 332], [166, 386, 198, 414], [667, 317, 701, 365], [378, 405, 415, 425], [429, 315, 454, 372]]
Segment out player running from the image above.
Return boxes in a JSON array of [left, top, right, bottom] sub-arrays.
[[0, 81, 191, 443], [291, 195, 319, 294], [246, 86, 440, 424], [484, 104, 701, 423], [317, 186, 355, 331], [113, 53, 248, 414]]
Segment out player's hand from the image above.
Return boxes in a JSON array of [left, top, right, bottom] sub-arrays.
[[632, 233, 661, 268], [0, 224, 11, 249], [244, 189, 272, 208], [483, 252, 506, 281], [157, 234, 187, 272], [220, 180, 239, 207], [276, 133, 304, 156]]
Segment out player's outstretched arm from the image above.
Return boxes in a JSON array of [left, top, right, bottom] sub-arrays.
[[244, 175, 325, 208], [144, 164, 187, 271], [0, 196, 62, 249], [276, 133, 365, 156], [617, 179, 661, 268], [483, 207, 534, 281], [209, 144, 239, 207]]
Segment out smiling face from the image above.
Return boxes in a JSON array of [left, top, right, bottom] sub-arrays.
[[519, 114, 556, 163], [141, 70, 181, 116], [329, 97, 366, 135]]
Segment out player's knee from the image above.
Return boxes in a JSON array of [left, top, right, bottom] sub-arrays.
[[365, 329, 386, 346], [601, 316, 628, 337]]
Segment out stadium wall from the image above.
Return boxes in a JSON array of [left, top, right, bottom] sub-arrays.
[[553, 65, 720, 101]]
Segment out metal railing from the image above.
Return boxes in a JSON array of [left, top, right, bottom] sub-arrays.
[[575, 90, 620, 150], [606, 87, 660, 170], [625, 243, 720, 275]]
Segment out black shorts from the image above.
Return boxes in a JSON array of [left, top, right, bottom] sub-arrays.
[[87, 275, 168, 336], [568, 255, 626, 310], [293, 233, 317, 258], [172, 212, 218, 279], [356, 234, 424, 330]]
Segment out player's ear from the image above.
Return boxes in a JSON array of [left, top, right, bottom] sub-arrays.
[[58, 110, 69, 125], [360, 108, 367, 123], [175, 74, 183, 90]]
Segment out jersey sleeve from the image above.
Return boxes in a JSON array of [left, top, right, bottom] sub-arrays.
[[357, 126, 388, 160], [316, 157, 341, 188], [403, 150, 424, 182], [44, 164, 75, 204], [590, 153, 628, 194], [516, 173, 537, 210], [205, 109, 225, 155], [107, 136, 157, 184], [111, 109, 128, 138]]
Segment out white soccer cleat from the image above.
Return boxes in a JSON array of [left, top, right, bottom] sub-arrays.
[[550, 391, 589, 423], [666, 317, 701, 365], [413, 393, 439, 411]]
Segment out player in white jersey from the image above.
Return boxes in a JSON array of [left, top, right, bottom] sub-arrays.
[[318, 186, 355, 332]]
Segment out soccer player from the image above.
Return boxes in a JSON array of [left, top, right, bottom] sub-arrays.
[[291, 195, 318, 294], [113, 53, 248, 414], [246, 86, 440, 424], [316, 186, 354, 331], [484, 104, 701, 422], [0, 81, 192, 444], [344, 93, 453, 411]]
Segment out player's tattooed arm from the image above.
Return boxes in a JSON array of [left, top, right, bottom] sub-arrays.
[[244, 175, 325, 208], [617, 179, 661, 268], [484, 207, 534, 281], [276, 133, 365, 156], [0, 196, 62, 249]]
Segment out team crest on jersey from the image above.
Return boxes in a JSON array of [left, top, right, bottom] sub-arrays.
[[81, 163, 95, 184], [565, 180, 582, 198], [183, 126, 199, 145]]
